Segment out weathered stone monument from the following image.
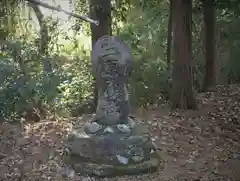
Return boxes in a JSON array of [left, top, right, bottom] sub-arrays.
[[66, 35, 161, 177]]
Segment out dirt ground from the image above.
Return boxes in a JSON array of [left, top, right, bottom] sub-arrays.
[[0, 85, 239, 181]]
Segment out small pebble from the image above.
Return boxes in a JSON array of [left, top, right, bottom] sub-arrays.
[[128, 118, 136, 128], [84, 122, 102, 134], [116, 154, 128, 164], [62, 166, 75, 178], [132, 155, 144, 162], [128, 136, 148, 144], [82, 177, 92, 181], [150, 149, 155, 153], [117, 124, 131, 134], [103, 126, 114, 133]]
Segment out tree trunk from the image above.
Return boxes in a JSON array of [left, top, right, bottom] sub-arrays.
[[30, 2, 53, 73], [170, 0, 196, 109], [89, 0, 112, 109], [0, 1, 8, 41], [203, 0, 217, 91], [166, 0, 173, 69]]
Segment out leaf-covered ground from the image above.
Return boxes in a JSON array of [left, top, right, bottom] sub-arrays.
[[0, 85, 240, 181]]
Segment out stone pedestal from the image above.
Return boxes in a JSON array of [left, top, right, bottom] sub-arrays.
[[65, 118, 161, 177]]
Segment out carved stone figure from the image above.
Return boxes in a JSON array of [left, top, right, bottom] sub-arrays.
[[65, 36, 161, 177]]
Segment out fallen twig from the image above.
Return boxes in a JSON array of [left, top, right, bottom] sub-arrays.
[[26, 0, 99, 25]]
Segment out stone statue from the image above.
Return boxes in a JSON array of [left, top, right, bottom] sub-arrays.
[[65, 36, 161, 177], [91, 35, 132, 126]]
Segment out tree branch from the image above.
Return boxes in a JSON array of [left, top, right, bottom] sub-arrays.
[[26, 0, 99, 25]]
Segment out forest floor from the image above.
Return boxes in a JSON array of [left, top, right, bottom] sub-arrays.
[[0, 84, 240, 181]]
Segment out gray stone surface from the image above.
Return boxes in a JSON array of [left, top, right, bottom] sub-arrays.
[[92, 35, 132, 126], [65, 35, 162, 177]]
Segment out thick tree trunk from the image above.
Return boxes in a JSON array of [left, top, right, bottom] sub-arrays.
[[89, 0, 112, 109], [166, 0, 173, 69], [170, 0, 196, 109], [203, 0, 217, 91]]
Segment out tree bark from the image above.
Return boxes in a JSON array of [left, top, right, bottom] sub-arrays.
[[89, 0, 112, 109], [29, 2, 53, 73], [166, 0, 173, 69], [90, 0, 112, 44], [0, 1, 8, 41], [203, 0, 217, 91], [170, 0, 196, 109]]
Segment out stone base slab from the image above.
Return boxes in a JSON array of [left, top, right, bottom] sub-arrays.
[[66, 152, 161, 177]]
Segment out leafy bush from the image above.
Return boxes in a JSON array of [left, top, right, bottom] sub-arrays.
[[0, 42, 60, 119], [0, 39, 94, 119], [56, 54, 93, 113]]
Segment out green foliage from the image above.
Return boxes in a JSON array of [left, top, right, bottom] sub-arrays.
[[0, 40, 59, 118], [117, 1, 172, 106], [0, 37, 94, 119], [56, 49, 93, 112], [2, 0, 240, 119], [216, 0, 240, 17], [217, 14, 240, 83]]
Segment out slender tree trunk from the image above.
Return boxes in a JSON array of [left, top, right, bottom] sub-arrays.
[[30, 3, 53, 73], [166, 0, 173, 69], [203, 0, 217, 91], [0, 1, 8, 41], [170, 0, 196, 109], [89, 0, 112, 110]]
